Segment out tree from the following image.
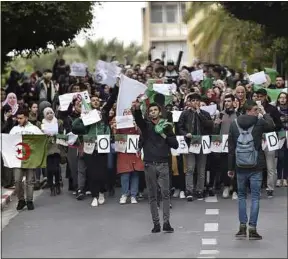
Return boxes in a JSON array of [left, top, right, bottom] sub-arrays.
[[1, 1, 95, 68], [220, 2, 288, 38], [9, 39, 147, 72], [184, 2, 266, 67]]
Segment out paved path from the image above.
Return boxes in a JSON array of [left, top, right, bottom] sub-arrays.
[[1, 186, 287, 258]]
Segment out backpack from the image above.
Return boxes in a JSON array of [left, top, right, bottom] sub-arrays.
[[234, 119, 258, 168]]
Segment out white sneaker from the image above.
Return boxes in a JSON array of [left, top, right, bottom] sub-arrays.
[[283, 179, 287, 187], [91, 197, 98, 207], [222, 187, 230, 198], [276, 179, 282, 187], [131, 197, 138, 204], [232, 192, 238, 200], [86, 191, 92, 195], [120, 195, 127, 204], [173, 189, 180, 198], [98, 193, 105, 205], [179, 191, 186, 199]]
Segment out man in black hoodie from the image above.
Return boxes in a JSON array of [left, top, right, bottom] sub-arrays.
[[178, 93, 214, 201], [228, 100, 274, 240], [132, 101, 178, 233]]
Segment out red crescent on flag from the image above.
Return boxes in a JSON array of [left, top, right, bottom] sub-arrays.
[[15, 143, 31, 161]]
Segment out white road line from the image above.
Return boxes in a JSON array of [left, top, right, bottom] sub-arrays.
[[205, 209, 219, 215], [204, 223, 219, 232], [197, 257, 216, 259], [200, 250, 219, 255], [205, 196, 218, 203], [202, 238, 217, 245]]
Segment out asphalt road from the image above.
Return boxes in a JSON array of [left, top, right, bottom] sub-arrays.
[[1, 186, 287, 258]]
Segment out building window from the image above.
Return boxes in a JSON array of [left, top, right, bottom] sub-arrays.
[[165, 4, 177, 23], [151, 5, 163, 23]]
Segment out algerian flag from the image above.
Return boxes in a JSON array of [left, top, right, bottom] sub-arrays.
[[1, 134, 48, 168]]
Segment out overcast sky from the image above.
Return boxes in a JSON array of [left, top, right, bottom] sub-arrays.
[[75, 2, 146, 46]]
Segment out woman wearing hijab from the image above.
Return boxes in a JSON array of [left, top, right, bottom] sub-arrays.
[[41, 107, 64, 196], [2, 92, 19, 116]]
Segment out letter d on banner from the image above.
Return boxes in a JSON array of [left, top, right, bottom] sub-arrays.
[[97, 135, 110, 153], [265, 132, 279, 151]]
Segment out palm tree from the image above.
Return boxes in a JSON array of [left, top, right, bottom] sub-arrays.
[[184, 2, 265, 67], [8, 38, 147, 72]]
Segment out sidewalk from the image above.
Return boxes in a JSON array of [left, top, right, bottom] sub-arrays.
[[1, 187, 16, 210]]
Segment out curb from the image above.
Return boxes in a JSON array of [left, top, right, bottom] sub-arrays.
[[1, 188, 16, 210]]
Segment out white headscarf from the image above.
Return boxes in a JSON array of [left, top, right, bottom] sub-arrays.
[[2, 92, 19, 115], [42, 107, 58, 125]]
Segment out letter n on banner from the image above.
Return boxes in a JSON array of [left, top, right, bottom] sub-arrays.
[[265, 132, 279, 151], [97, 135, 110, 153], [202, 136, 211, 154], [127, 135, 139, 153]]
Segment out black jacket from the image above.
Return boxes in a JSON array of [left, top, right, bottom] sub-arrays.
[[228, 114, 275, 172], [177, 109, 214, 146], [133, 109, 178, 163], [263, 101, 283, 131]]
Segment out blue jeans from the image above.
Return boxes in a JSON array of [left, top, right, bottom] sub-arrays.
[[237, 170, 262, 227], [121, 172, 139, 198]]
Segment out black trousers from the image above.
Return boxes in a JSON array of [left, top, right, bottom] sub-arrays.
[[84, 151, 108, 198], [47, 154, 61, 186]]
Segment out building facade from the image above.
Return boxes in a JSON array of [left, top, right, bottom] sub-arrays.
[[142, 2, 190, 65]]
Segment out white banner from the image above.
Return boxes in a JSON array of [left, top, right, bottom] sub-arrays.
[[126, 135, 139, 153], [97, 135, 110, 153]]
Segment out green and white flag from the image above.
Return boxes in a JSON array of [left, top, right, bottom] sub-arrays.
[[1, 134, 48, 168]]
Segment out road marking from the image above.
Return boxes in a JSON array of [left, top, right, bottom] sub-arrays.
[[205, 196, 218, 203], [197, 256, 216, 258], [200, 250, 219, 255], [205, 209, 219, 215], [202, 238, 217, 245], [204, 223, 219, 232]]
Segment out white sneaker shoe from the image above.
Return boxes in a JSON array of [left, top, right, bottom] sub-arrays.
[[173, 189, 180, 198], [120, 195, 127, 204], [179, 191, 186, 199], [86, 191, 92, 195], [131, 197, 138, 204], [232, 192, 238, 200], [91, 197, 98, 207], [98, 193, 105, 205], [283, 179, 288, 187], [222, 187, 230, 198], [276, 179, 282, 187]]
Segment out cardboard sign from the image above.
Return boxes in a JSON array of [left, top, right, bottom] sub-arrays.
[[202, 135, 211, 154], [126, 135, 139, 153], [265, 132, 279, 151]]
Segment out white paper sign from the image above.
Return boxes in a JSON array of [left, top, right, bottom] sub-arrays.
[[116, 115, 134, 129], [70, 63, 87, 77], [191, 69, 204, 82], [95, 60, 122, 87], [58, 91, 91, 111], [126, 135, 139, 153], [153, 83, 177, 96], [249, 71, 267, 85], [116, 75, 147, 128], [81, 109, 101, 126], [115, 140, 127, 153], [174, 136, 189, 154], [189, 143, 201, 154], [42, 123, 58, 135], [210, 140, 222, 153], [97, 135, 110, 153], [202, 136, 211, 154], [221, 134, 229, 153], [265, 132, 279, 151], [200, 104, 217, 116], [83, 142, 96, 154], [172, 111, 182, 122]]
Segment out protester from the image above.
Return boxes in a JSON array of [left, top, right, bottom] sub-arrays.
[[228, 100, 274, 240]]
